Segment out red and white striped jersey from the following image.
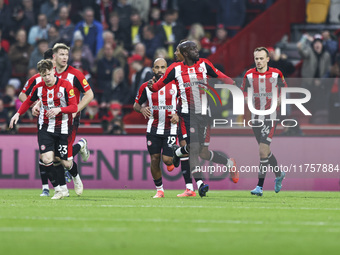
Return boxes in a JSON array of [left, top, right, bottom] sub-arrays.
[[150, 58, 234, 115], [22, 73, 42, 96], [18, 78, 77, 134], [241, 67, 288, 121], [135, 81, 178, 135], [55, 65, 91, 104]]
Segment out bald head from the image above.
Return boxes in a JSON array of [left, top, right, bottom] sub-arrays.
[[153, 58, 167, 80]]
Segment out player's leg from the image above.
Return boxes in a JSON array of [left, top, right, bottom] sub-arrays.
[[38, 130, 63, 199], [147, 133, 164, 198], [53, 158, 69, 197], [38, 154, 51, 196], [199, 125, 239, 183], [172, 114, 190, 167], [177, 139, 196, 197], [63, 133, 83, 196]]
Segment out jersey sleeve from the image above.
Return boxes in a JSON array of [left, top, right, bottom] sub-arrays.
[[204, 59, 234, 84], [150, 64, 176, 92], [17, 85, 38, 115], [61, 82, 78, 114], [22, 76, 37, 96], [135, 82, 148, 105], [278, 70, 288, 88], [241, 70, 251, 97], [73, 69, 91, 94]]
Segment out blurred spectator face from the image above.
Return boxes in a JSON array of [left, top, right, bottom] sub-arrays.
[[154, 48, 168, 59], [134, 43, 146, 57], [143, 26, 153, 40], [16, 29, 27, 45], [48, 26, 59, 40], [118, 0, 127, 5], [130, 13, 141, 25], [164, 13, 176, 24], [13, 6, 25, 21], [87, 100, 99, 116], [216, 28, 227, 40], [0, 99, 3, 111], [150, 7, 160, 20], [38, 14, 48, 28], [59, 6, 69, 20], [110, 102, 122, 118], [22, 0, 33, 10], [189, 24, 204, 40], [103, 31, 115, 45], [54, 48, 69, 67], [38, 41, 49, 54], [103, 43, 113, 58], [109, 13, 119, 27], [313, 40, 323, 54], [112, 67, 124, 84], [72, 49, 82, 62], [84, 9, 94, 25], [321, 30, 330, 40], [5, 85, 16, 98]]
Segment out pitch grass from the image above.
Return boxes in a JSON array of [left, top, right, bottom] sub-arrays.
[[1, 189, 340, 255]]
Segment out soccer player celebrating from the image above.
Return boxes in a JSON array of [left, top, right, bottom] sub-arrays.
[[32, 43, 94, 196], [19, 48, 89, 197], [148, 41, 238, 197], [241, 47, 287, 196], [134, 58, 196, 198], [10, 59, 78, 199]]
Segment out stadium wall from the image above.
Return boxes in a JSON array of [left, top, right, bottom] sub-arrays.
[[0, 135, 339, 191]]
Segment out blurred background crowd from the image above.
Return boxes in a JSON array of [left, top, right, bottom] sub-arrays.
[[1, 0, 340, 135]]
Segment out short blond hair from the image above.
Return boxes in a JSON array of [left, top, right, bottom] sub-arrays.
[[52, 43, 70, 54], [37, 59, 54, 73]]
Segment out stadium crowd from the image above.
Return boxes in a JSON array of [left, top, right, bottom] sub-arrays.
[[3, 0, 340, 133]]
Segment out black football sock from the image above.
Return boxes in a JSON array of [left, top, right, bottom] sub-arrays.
[[153, 177, 163, 190], [181, 157, 191, 184], [73, 144, 81, 157], [39, 160, 49, 188], [209, 150, 229, 165], [54, 161, 66, 186], [40, 161, 58, 187], [257, 157, 268, 187], [268, 152, 280, 177], [68, 161, 79, 177]]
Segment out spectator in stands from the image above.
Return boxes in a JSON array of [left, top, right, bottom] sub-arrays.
[[101, 67, 131, 105], [128, 0, 150, 23], [40, 0, 63, 23], [8, 29, 33, 82], [0, 0, 12, 42], [130, 54, 152, 101], [187, 23, 212, 57], [55, 5, 75, 45], [74, 7, 104, 56], [127, 43, 152, 84], [99, 0, 115, 30], [107, 117, 126, 135], [71, 30, 95, 69], [178, 0, 210, 26], [0, 26, 10, 53], [108, 11, 125, 45], [153, 47, 170, 63], [150, 0, 178, 17], [142, 24, 163, 60], [116, 0, 133, 31], [124, 9, 144, 52], [211, 24, 228, 54], [268, 47, 295, 77], [22, 0, 36, 26], [28, 14, 50, 45], [96, 43, 121, 89], [297, 34, 332, 117], [47, 25, 63, 48], [83, 99, 100, 120], [326, 54, 340, 123], [0, 98, 9, 132], [149, 7, 161, 26], [0, 40, 11, 91], [322, 30, 338, 64], [7, 4, 33, 43], [217, 0, 246, 37], [158, 9, 185, 60], [28, 38, 49, 71], [69, 47, 91, 79]]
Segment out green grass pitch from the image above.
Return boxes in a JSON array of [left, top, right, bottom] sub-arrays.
[[1, 189, 340, 255]]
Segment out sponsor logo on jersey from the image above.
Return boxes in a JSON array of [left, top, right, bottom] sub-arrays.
[[69, 89, 75, 96], [83, 79, 88, 85], [169, 89, 175, 95], [269, 77, 275, 83], [57, 92, 63, 98], [198, 67, 204, 72]]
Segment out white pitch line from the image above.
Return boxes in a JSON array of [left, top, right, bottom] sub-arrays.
[[1, 216, 340, 228]]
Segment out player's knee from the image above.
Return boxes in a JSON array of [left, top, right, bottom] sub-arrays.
[[259, 149, 269, 159], [162, 157, 172, 166], [199, 149, 209, 160], [41, 155, 53, 165], [151, 154, 161, 164]]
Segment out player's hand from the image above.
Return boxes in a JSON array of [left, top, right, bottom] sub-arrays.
[[46, 108, 61, 118], [9, 113, 20, 129], [169, 113, 179, 124], [32, 102, 40, 116], [141, 106, 151, 119], [72, 112, 77, 119], [147, 77, 156, 90]]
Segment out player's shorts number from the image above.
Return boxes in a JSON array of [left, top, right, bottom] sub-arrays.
[[167, 136, 176, 145], [58, 145, 68, 156], [261, 125, 270, 136]]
